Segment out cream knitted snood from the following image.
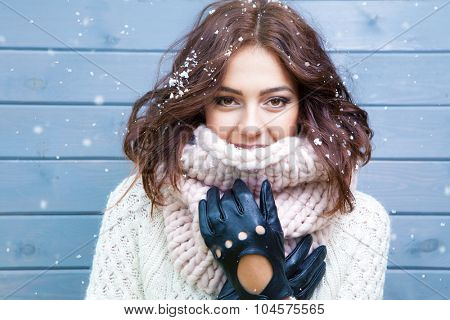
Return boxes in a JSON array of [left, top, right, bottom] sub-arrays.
[[158, 124, 357, 296]]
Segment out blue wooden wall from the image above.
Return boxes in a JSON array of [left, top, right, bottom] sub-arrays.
[[0, 0, 449, 300]]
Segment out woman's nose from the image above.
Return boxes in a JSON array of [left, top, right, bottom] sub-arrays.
[[237, 106, 263, 139]]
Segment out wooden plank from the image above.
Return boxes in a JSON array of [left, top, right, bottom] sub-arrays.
[[357, 161, 450, 214], [0, 215, 101, 269], [0, 160, 448, 214], [384, 270, 450, 300], [1, 105, 448, 159], [0, 105, 129, 158], [1, 51, 450, 105], [0, 270, 90, 300], [368, 106, 450, 158], [0, 160, 134, 213], [0, 269, 448, 299], [0, 1, 448, 51], [0, 215, 448, 269], [388, 216, 450, 269]]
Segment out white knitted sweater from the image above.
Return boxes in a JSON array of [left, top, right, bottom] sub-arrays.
[[85, 173, 391, 300]]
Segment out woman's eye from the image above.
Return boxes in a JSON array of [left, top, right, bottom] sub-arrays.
[[267, 97, 291, 108], [214, 96, 238, 107], [213, 96, 291, 108]]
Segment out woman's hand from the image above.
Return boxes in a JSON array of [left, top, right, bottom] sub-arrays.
[[198, 178, 294, 300], [217, 234, 327, 300]]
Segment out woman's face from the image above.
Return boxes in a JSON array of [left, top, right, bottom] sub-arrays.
[[204, 45, 300, 148]]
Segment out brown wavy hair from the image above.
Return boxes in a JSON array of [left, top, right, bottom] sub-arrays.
[[107, 0, 374, 218]]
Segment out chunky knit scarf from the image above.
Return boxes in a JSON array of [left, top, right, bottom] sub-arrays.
[[158, 124, 357, 295]]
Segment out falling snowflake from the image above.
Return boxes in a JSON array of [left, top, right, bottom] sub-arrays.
[[94, 95, 104, 105], [313, 138, 322, 146], [33, 125, 44, 135], [40, 200, 48, 210], [82, 138, 92, 147]]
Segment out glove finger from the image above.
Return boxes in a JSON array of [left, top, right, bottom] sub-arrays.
[[295, 261, 326, 300], [259, 179, 283, 235], [206, 186, 225, 226], [198, 199, 213, 241], [285, 234, 313, 278], [289, 245, 327, 289], [231, 178, 261, 219], [217, 279, 240, 300], [220, 189, 239, 219]]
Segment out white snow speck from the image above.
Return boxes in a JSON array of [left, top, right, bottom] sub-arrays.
[[438, 245, 446, 254], [421, 274, 426, 278], [313, 138, 322, 146], [94, 95, 104, 105], [180, 71, 189, 78], [391, 209, 397, 214], [33, 125, 44, 135], [352, 74, 359, 80], [304, 61, 310, 67], [444, 186, 450, 196], [104, 168, 109, 172], [440, 222, 446, 227], [6, 247, 10, 253], [92, 122, 96, 127], [75, 254, 82, 259], [82, 138, 92, 147], [238, 36, 244, 42], [214, 29, 219, 34], [89, 71, 94, 76], [40, 199, 48, 210]]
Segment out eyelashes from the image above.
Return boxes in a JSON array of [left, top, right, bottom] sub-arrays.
[[213, 96, 292, 109]]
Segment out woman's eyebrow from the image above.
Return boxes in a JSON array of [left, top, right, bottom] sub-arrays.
[[218, 86, 295, 96]]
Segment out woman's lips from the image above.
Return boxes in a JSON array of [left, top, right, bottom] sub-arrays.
[[232, 143, 268, 149]]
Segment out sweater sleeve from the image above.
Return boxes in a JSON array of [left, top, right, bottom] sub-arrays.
[[336, 192, 391, 299], [84, 175, 145, 299]]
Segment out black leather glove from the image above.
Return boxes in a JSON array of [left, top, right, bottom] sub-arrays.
[[217, 234, 327, 300], [199, 178, 294, 300]]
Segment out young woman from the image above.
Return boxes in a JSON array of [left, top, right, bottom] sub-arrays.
[[85, 0, 390, 300]]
